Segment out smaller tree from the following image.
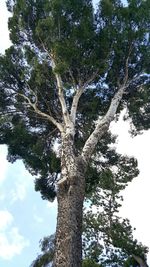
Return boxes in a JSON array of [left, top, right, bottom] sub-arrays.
[[30, 235, 55, 267], [83, 155, 148, 267]]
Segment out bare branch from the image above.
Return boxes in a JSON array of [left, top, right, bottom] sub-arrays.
[[69, 69, 77, 90], [39, 38, 100, 132], [18, 93, 33, 106], [39, 38, 71, 127], [132, 254, 148, 267], [81, 46, 134, 164], [18, 93, 64, 133], [70, 70, 99, 124], [70, 87, 84, 124], [123, 44, 133, 85], [25, 82, 38, 106], [33, 85, 55, 118], [81, 85, 126, 163], [82, 69, 99, 88], [50, 53, 71, 126]]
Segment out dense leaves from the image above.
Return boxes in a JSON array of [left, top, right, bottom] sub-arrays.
[[0, 1, 150, 265], [83, 149, 148, 266], [0, 0, 150, 194]]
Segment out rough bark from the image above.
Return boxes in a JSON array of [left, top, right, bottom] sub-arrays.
[[54, 134, 86, 267], [53, 83, 127, 266], [54, 173, 85, 267]]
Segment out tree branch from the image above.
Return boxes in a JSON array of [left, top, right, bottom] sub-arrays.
[[70, 87, 84, 124], [18, 93, 64, 133], [82, 69, 99, 88], [123, 44, 132, 85], [81, 85, 126, 163], [70, 70, 99, 124], [69, 69, 77, 90], [39, 38, 71, 127], [50, 53, 71, 127], [25, 82, 38, 106], [81, 46, 133, 164], [132, 254, 148, 267]]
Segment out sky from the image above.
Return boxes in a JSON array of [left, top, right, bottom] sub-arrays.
[[0, 0, 150, 266]]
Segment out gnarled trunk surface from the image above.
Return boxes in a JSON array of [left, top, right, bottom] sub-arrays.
[[54, 134, 86, 267], [54, 172, 85, 267]]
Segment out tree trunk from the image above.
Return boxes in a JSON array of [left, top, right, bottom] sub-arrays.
[[54, 170, 85, 267]]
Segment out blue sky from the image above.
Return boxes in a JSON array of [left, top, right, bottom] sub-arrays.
[[0, 146, 57, 267], [0, 0, 150, 266]]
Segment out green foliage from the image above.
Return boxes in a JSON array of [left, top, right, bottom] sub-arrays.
[[1, 1, 149, 265], [30, 235, 55, 267], [0, 0, 149, 211], [0, 1, 149, 200], [85, 131, 139, 196], [83, 165, 148, 266], [82, 258, 102, 267]]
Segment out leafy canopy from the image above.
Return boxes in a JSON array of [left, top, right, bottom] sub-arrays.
[[0, 0, 149, 199], [0, 0, 149, 265]]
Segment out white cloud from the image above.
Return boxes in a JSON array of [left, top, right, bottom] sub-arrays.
[[34, 214, 44, 224], [0, 227, 29, 260], [0, 210, 29, 260], [0, 210, 13, 231], [11, 182, 28, 203], [0, 193, 6, 201], [10, 166, 33, 204]]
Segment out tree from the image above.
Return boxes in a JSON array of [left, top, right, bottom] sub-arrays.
[[83, 161, 149, 267], [0, 0, 150, 266], [30, 143, 148, 267], [30, 235, 55, 267]]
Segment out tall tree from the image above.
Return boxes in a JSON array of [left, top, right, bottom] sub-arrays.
[[0, 0, 150, 266], [30, 142, 148, 267]]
